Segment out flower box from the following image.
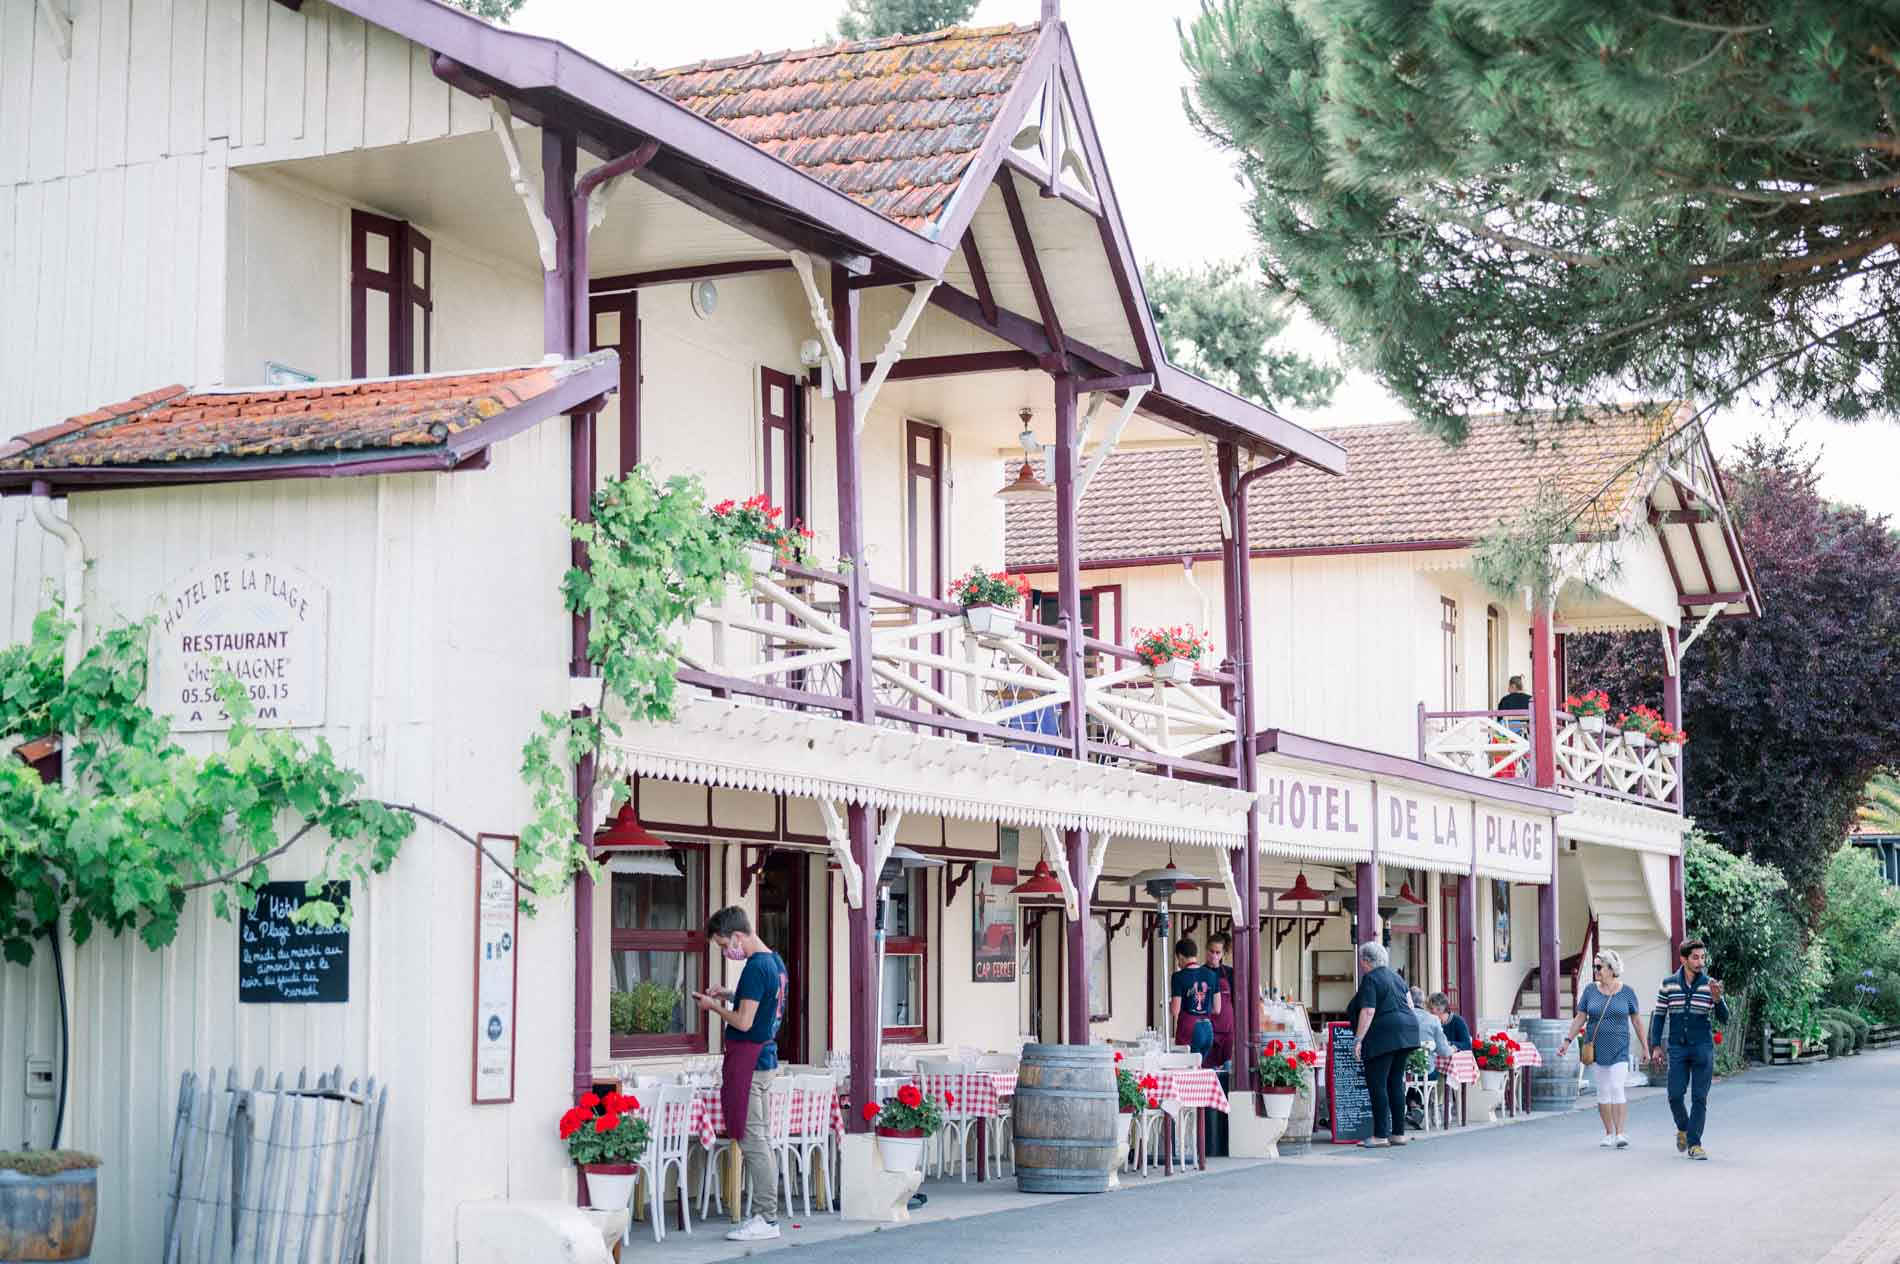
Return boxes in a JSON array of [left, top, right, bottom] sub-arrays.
[[1150, 657, 1196, 684], [963, 603, 1019, 641], [0, 1155, 98, 1261], [582, 1163, 639, 1212], [1579, 715, 1605, 734], [1624, 730, 1651, 749], [1661, 741, 1682, 757], [876, 1126, 926, 1173], [740, 540, 777, 575]]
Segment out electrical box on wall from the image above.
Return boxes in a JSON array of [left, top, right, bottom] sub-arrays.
[[24, 1056, 54, 1099]]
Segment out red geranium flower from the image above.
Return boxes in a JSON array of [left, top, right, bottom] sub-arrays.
[[1146, 1095, 1160, 1110], [943, 1091, 956, 1108], [861, 1101, 881, 1123], [1714, 1032, 1724, 1045], [559, 1117, 581, 1140], [579, 1092, 600, 1109], [1114, 1051, 1123, 1063], [594, 1113, 620, 1134], [1139, 1075, 1158, 1090], [897, 1084, 923, 1109]]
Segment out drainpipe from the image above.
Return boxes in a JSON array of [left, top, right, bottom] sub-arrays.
[[27, 479, 83, 1149], [28, 480, 85, 674], [569, 139, 661, 365]]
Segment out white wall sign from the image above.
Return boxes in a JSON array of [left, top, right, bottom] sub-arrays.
[[1257, 768, 1375, 860], [1375, 783, 1472, 872], [473, 836, 519, 1104], [149, 555, 328, 732], [1477, 807, 1554, 883]]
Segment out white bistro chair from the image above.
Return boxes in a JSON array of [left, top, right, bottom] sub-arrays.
[[635, 1084, 695, 1243], [917, 1060, 985, 1182], [779, 1074, 839, 1215]]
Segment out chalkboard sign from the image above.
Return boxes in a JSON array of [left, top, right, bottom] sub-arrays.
[[1326, 1021, 1371, 1144], [238, 881, 350, 1004]]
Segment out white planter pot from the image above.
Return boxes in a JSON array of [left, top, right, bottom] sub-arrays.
[[1258, 1089, 1296, 1120], [1661, 741, 1682, 757], [1578, 715, 1605, 734], [877, 1131, 926, 1173], [1150, 657, 1197, 683], [1478, 1069, 1507, 1093], [584, 1167, 639, 1213], [1624, 731, 1650, 749], [962, 604, 1019, 640], [741, 540, 777, 575]]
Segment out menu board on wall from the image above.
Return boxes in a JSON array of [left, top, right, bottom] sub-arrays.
[[238, 882, 349, 1004], [473, 836, 520, 1104], [1325, 1021, 1372, 1144]]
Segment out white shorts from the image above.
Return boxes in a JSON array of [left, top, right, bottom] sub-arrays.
[[1593, 1059, 1630, 1104]]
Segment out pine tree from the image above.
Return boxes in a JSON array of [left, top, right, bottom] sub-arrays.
[[1146, 258, 1342, 411], [443, 0, 524, 23], [1180, 1, 1900, 445], [836, 0, 978, 42]]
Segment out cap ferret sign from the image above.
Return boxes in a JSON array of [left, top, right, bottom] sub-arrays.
[[149, 555, 328, 732]]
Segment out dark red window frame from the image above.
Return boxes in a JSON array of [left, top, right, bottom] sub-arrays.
[[349, 209, 432, 378], [883, 868, 929, 1043], [607, 842, 711, 1057]]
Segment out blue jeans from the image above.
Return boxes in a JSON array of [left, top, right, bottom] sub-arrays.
[[1188, 1019, 1214, 1055], [1667, 1043, 1714, 1146]]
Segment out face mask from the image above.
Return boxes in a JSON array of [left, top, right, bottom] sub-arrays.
[[723, 941, 748, 963]]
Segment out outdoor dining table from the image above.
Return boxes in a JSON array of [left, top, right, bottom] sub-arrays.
[[1504, 1040, 1543, 1118], [1151, 1067, 1230, 1174], [915, 1070, 1018, 1183], [625, 1079, 846, 1223], [1436, 1050, 1478, 1128]]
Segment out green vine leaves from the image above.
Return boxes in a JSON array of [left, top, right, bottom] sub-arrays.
[[1471, 483, 1632, 608]]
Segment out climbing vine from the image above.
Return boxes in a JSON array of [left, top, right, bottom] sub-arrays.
[[0, 464, 750, 959]]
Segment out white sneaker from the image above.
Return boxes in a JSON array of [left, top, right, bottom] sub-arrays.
[[725, 1215, 781, 1242], [1615, 1134, 1630, 1149], [1599, 1135, 1617, 1148]]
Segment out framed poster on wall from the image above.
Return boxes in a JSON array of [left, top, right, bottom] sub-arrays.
[[473, 834, 520, 1104], [1087, 914, 1112, 1021], [972, 828, 1020, 982], [1491, 879, 1513, 964]]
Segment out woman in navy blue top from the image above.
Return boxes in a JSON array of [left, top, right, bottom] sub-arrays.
[[1428, 994, 1473, 1051], [1347, 942, 1419, 1147]]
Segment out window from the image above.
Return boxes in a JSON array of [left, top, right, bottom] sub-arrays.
[[761, 367, 807, 522], [881, 868, 928, 1042], [608, 848, 709, 1055], [1440, 597, 1461, 710], [905, 420, 946, 598], [350, 209, 432, 378], [1029, 586, 1121, 672], [1486, 605, 1503, 707]]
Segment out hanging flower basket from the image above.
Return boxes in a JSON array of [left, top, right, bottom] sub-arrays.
[[1564, 690, 1611, 733], [963, 603, 1019, 640], [1624, 729, 1651, 749], [1134, 626, 1212, 682], [711, 494, 812, 573], [950, 566, 1030, 643], [1152, 657, 1196, 683], [1579, 715, 1606, 734], [740, 540, 777, 575]]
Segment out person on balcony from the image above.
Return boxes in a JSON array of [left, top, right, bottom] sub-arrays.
[[1426, 993, 1473, 1051], [1494, 676, 1534, 778], [1559, 948, 1650, 1150], [1169, 938, 1222, 1059], [1348, 942, 1419, 1148], [1496, 675, 1533, 713], [1205, 931, 1236, 1069], [695, 906, 788, 1242], [1647, 939, 1729, 1161]]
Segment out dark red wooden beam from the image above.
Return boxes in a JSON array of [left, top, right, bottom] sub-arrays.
[[996, 170, 1069, 373], [1681, 591, 1751, 607], [1077, 371, 1154, 394], [589, 259, 792, 293], [962, 234, 1000, 326], [852, 350, 1037, 382]]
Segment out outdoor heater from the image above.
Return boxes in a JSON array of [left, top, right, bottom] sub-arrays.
[[1128, 861, 1211, 1038]]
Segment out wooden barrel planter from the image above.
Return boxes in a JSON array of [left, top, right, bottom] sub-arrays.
[[0, 1154, 99, 1263], [1521, 1018, 1580, 1113], [1013, 1043, 1119, 1194]]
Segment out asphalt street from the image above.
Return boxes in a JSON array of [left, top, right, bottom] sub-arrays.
[[773, 1048, 1900, 1263]]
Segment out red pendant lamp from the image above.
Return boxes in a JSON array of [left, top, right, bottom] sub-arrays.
[[594, 801, 669, 850], [1277, 871, 1324, 903], [1010, 859, 1066, 896], [1396, 880, 1427, 906]]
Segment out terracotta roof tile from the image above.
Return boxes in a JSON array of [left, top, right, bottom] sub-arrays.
[[0, 358, 607, 474], [634, 24, 1040, 232], [1005, 404, 1691, 568]]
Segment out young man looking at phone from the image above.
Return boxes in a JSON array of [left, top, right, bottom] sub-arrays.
[[694, 906, 787, 1241], [1648, 939, 1729, 1160]]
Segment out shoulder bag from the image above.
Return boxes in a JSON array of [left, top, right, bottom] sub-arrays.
[[1579, 986, 1601, 1066]]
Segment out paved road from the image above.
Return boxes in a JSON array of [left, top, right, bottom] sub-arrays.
[[776, 1049, 1900, 1263]]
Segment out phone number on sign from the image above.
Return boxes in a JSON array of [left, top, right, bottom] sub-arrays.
[[177, 683, 292, 705]]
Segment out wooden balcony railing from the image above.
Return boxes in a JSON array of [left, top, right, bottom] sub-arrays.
[[1417, 705, 1683, 813], [676, 567, 1239, 781]]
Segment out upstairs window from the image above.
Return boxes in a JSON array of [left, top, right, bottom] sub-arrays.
[[350, 210, 432, 378]]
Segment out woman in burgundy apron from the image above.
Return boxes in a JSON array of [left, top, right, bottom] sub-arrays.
[[1207, 932, 1236, 1069]]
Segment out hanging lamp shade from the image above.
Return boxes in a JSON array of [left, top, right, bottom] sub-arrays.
[[1010, 859, 1066, 896], [1396, 881, 1427, 906], [594, 801, 668, 850], [995, 458, 1055, 502], [1278, 871, 1324, 903]]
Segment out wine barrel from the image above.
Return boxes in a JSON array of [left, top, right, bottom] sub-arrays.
[[1521, 1017, 1580, 1112], [0, 1167, 98, 1262], [1012, 1043, 1118, 1194]]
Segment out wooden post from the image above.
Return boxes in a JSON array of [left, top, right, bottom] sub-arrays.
[[1664, 625, 1687, 944], [1355, 862, 1378, 946], [1050, 373, 1094, 1044], [831, 264, 882, 1126], [1530, 600, 1560, 1018], [542, 130, 576, 359], [1458, 866, 1478, 1031], [1222, 443, 1263, 1091]]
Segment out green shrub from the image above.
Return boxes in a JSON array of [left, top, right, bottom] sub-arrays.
[[0, 1150, 100, 1176], [1819, 1018, 1851, 1058], [610, 981, 682, 1036], [1820, 1007, 1870, 1051]]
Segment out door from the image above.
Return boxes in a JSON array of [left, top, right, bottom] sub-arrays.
[[591, 291, 640, 480], [904, 420, 946, 599], [754, 851, 807, 1065], [761, 367, 808, 522], [1440, 597, 1461, 710], [1441, 877, 1461, 1013]]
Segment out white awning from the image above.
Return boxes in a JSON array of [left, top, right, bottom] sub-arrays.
[[600, 698, 1252, 850]]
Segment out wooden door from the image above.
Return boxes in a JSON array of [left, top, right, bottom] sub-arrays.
[[755, 852, 807, 1065]]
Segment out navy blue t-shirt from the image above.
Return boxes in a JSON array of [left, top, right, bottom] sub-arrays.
[[728, 951, 786, 1070], [1171, 964, 1220, 1017]]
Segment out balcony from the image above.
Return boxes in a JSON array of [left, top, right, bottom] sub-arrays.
[[677, 565, 1241, 782], [1418, 706, 1683, 813]]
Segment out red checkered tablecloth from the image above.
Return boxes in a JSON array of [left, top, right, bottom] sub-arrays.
[[633, 1084, 844, 1150], [1152, 1068, 1230, 1113], [1436, 1052, 1478, 1085], [1514, 1042, 1543, 1068], [917, 1072, 1018, 1118]]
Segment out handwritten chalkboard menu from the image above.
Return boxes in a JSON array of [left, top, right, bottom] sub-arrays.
[[1326, 1021, 1372, 1144], [238, 882, 350, 1004]]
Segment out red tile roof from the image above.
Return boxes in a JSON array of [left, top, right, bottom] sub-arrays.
[[1005, 404, 1690, 568], [0, 355, 614, 476], [634, 24, 1041, 233]]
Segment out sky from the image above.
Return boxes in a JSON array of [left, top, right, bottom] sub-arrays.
[[508, 0, 1900, 521]]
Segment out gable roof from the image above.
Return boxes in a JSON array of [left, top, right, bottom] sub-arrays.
[[634, 25, 1041, 235], [0, 353, 618, 493]]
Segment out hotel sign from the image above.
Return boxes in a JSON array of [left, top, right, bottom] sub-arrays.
[[1478, 806, 1553, 882], [1257, 769, 1374, 859], [149, 555, 328, 732], [1375, 785, 1471, 871]]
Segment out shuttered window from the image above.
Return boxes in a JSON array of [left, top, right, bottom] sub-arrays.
[[349, 210, 432, 378]]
